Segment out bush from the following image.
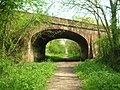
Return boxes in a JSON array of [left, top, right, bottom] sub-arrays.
[[0, 60, 56, 90], [75, 60, 120, 90]]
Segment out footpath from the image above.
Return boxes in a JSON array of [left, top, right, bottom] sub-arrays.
[[47, 61, 82, 90]]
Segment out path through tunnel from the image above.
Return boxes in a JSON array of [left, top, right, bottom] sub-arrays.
[[45, 38, 82, 62], [31, 29, 88, 62]]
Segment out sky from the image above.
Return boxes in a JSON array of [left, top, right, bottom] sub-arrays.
[[44, 0, 120, 26], [44, 0, 89, 20], [44, 0, 111, 20]]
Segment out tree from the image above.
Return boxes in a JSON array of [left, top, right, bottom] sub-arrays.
[[65, 39, 81, 58], [46, 39, 65, 55], [62, 0, 120, 67], [0, 0, 47, 59]]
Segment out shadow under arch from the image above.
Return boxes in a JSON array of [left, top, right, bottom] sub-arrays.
[[31, 29, 88, 62]]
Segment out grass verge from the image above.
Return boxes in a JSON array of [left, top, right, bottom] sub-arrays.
[[46, 55, 64, 62], [46, 53, 81, 62], [0, 59, 56, 90], [75, 60, 120, 90]]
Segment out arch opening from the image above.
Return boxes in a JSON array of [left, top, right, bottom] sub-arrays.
[[31, 29, 88, 62], [45, 39, 81, 62]]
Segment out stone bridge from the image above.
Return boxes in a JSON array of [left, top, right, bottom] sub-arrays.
[[22, 16, 105, 62]]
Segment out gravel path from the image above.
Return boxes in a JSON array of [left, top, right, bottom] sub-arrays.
[[47, 62, 82, 90]]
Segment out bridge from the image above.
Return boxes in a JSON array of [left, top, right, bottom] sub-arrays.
[[22, 16, 105, 62]]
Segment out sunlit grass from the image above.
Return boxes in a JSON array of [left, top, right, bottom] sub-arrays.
[[75, 60, 120, 90], [46, 53, 81, 62], [0, 60, 56, 90]]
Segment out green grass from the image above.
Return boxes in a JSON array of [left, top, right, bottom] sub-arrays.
[[46, 55, 64, 62], [75, 60, 120, 90], [46, 53, 81, 62], [46, 53, 64, 58], [67, 54, 80, 59], [45, 54, 65, 62], [0, 59, 56, 90]]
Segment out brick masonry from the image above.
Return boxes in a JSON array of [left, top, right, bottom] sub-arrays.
[[22, 16, 106, 62]]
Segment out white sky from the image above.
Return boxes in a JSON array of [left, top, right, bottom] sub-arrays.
[[60, 39, 67, 45], [45, 0, 87, 20], [44, 0, 120, 26], [45, 0, 111, 20]]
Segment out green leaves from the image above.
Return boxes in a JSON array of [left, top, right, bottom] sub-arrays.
[[75, 60, 120, 90], [65, 39, 81, 57], [0, 0, 47, 59], [46, 39, 65, 55], [0, 60, 56, 90]]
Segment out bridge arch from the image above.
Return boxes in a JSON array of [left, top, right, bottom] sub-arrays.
[[31, 29, 88, 61]]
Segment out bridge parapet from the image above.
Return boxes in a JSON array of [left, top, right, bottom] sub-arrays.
[[48, 16, 105, 31]]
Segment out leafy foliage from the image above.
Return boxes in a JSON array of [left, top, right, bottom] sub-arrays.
[[75, 60, 120, 90], [46, 39, 65, 55], [62, 0, 120, 70], [0, 0, 47, 59], [65, 39, 81, 58], [46, 39, 81, 61], [0, 60, 56, 90], [74, 16, 96, 24], [94, 35, 120, 71]]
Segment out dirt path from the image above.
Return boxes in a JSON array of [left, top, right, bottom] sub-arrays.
[[47, 62, 82, 90]]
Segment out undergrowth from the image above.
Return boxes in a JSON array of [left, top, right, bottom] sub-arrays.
[[75, 60, 120, 90], [0, 59, 56, 90]]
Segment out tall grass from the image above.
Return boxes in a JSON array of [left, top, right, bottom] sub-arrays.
[[0, 59, 56, 90]]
